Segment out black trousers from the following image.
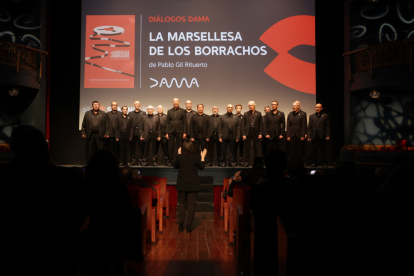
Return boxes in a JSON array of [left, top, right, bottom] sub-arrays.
[[262, 138, 268, 159], [194, 133, 207, 153], [143, 132, 157, 164], [245, 130, 260, 164], [208, 132, 221, 164], [311, 132, 327, 164], [290, 136, 303, 157], [105, 137, 119, 159], [119, 133, 131, 163], [131, 135, 144, 162], [156, 136, 169, 161], [88, 133, 104, 160], [178, 191, 198, 226], [168, 132, 183, 162], [266, 137, 283, 154], [235, 139, 244, 161], [221, 132, 236, 164]]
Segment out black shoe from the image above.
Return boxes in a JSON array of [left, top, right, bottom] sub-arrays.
[[311, 163, 317, 167], [323, 164, 328, 168], [229, 162, 236, 167], [130, 160, 136, 166], [142, 162, 148, 166], [119, 162, 124, 167], [244, 162, 249, 167], [152, 162, 157, 167], [178, 223, 184, 233], [219, 163, 226, 167], [127, 162, 131, 166], [186, 225, 192, 233], [206, 162, 212, 167]]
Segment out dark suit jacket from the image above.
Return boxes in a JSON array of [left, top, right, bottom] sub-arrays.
[[166, 107, 188, 134], [81, 110, 109, 139], [241, 110, 263, 137], [119, 115, 134, 140], [287, 110, 307, 138], [106, 111, 123, 139], [174, 154, 205, 192], [189, 113, 212, 140], [218, 113, 240, 141], [139, 115, 161, 141], [128, 109, 147, 137], [307, 112, 330, 139], [157, 113, 168, 137], [263, 111, 286, 139]]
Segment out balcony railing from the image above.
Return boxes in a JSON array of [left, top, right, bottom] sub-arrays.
[[343, 39, 414, 81], [0, 41, 48, 77]]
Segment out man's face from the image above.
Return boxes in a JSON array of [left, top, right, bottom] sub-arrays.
[[92, 103, 100, 111], [292, 103, 299, 112], [227, 105, 233, 113], [236, 106, 242, 114], [197, 105, 204, 114], [148, 108, 154, 115], [122, 107, 128, 115], [111, 102, 118, 111], [212, 107, 218, 115], [271, 102, 278, 110], [134, 101, 140, 110], [157, 106, 163, 114], [185, 101, 192, 110], [264, 107, 271, 113], [249, 103, 255, 111], [173, 98, 180, 108], [315, 104, 323, 113]]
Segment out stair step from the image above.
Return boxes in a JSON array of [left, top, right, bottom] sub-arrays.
[[197, 193, 214, 202], [200, 184, 214, 193], [195, 202, 214, 212]]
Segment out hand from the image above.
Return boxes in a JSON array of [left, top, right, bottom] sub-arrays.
[[191, 138, 194, 141], [279, 135, 283, 139], [258, 135, 262, 139], [130, 139, 132, 141], [82, 134, 86, 138], [206, 138, 209, 142], [141, 137, 144, 140], [287, 137, 290, 141], [243, 135, 246, 141], [265, 135, 270, 138], [307, 138, 311, 142], [301, 137, 305, 141], [104, 135, 108, 138], [219, 139, 222, 143], [305, 134, 308, 139], [157, 137, 161, 141], [178, 147, 182, 154], [326, 137, 330, 140], [116, 138, 119, 141], [165, 134, 169, 139], [200, 148, 207, 158], [236, 140, 238, 142], [183, 133, 187, 139]]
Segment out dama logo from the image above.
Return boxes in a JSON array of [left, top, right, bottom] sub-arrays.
[[260, 15, 315, 94]]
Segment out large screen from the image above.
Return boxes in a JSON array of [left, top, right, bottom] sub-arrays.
[[80, 0, 315, 128]]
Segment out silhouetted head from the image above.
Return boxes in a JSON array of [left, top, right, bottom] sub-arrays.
[[390, 154, 410, 173], [11, 125, 49, 164], [265, 150, 287, 179], [287, 156, 306, 177], [335, 161, 357, 177], [181, 138, 196, 155], [120, 166, 133, 184], [85, 150, 119, 183]]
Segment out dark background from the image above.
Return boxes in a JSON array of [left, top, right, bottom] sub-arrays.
[[50, 0, 345, 165]]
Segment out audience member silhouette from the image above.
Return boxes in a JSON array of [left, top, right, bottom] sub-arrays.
[[287, 155, 306, 177], [334, 160, 357, 177], [120, 166, 158, 206]]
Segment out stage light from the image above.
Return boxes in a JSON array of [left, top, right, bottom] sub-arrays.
[[8, 87, 19, 96], [369, 0, 380, 3], [370, 89, 380, 98]]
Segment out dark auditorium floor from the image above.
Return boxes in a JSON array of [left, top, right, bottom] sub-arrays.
[[125, 208, 251, 276]]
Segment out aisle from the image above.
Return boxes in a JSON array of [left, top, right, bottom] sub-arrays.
[[125, 208, 251, 276]]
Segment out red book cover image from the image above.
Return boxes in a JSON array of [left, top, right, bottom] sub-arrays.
[[84, 15, 135, 88]]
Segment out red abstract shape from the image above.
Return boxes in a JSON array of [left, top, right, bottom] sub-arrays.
[[104, 27, 114, 31], [260, 15, 315, 94]]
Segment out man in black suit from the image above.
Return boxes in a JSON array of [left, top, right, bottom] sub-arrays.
[[140, 106, 161, 166], [219, 104, 240, 167], [263, 101, 286, 154], [207, 106, 222, 166], [118, 106, 134, 166], [287, 101, 307, 158], [262, 106, 271, 160], [166, 98, 187, 163], [242, 101, 263, 167], [185, 100, 197, 131], [190, 104, 211, 153], [129, 101, 147, 166], [235, 104, 244, 166], [106, 101, 122, 159], [156, 105, 171, 166], [81, 100, 109, 161], [307, 103, 330, 167]]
